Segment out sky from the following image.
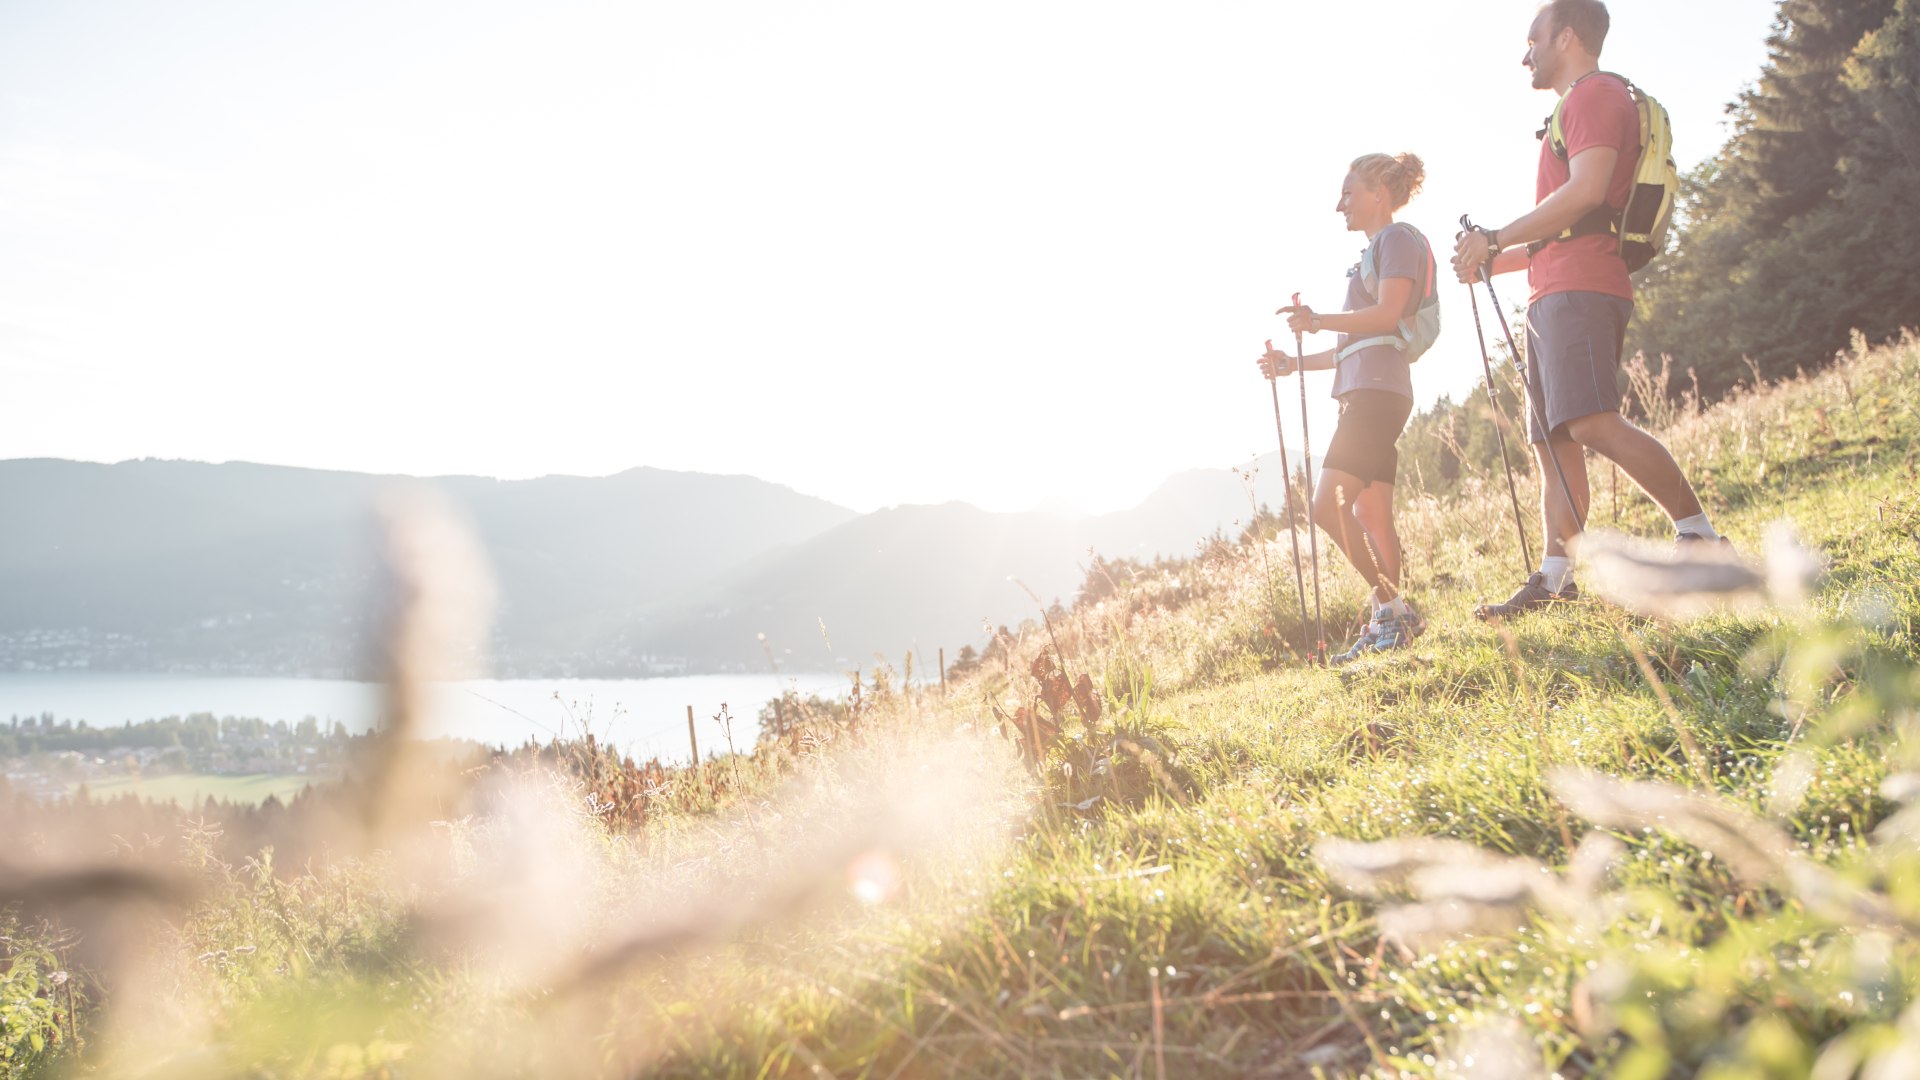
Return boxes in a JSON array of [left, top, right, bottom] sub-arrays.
[[0, 0, 1780, 514]]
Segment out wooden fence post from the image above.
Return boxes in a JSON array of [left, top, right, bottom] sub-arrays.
[[686, 705, 701, 776], [939, 648, 947, 696]]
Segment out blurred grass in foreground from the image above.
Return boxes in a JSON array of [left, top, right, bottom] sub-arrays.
[[3, 332, 1918, 1078]]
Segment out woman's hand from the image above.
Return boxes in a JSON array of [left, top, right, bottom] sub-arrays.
[[1258, 345, 1295, 379], [1276, 304, 1317, 336]]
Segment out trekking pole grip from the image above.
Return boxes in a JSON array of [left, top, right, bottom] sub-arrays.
[[1460, 214, 1494, 283]]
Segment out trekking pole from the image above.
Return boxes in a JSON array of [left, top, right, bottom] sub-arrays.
[[1459, 216, 1586, 535], [1463, 278, 1536, 577], [1264, 338, 1314, 663], [1291, 293, 1326, 665]]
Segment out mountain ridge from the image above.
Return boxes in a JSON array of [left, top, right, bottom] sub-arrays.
[[0, 454, 1307, 675]]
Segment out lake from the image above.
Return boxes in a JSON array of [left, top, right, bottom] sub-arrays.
[[0, 672, 852, 764]]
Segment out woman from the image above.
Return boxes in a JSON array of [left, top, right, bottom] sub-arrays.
[[1260, 152, 1437, 662]]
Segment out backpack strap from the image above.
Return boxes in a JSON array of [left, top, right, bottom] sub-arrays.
[[1527, 207, 1619, 256], [1377, 222, 1433, 316], [1336, 224, 1429, 361], [1405, 224, 1436, 311], [1530, 72, 1634, 256], [1539, 70, 1623, 158]]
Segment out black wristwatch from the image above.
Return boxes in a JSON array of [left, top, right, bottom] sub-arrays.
[[1486, 228, 1502, 253]]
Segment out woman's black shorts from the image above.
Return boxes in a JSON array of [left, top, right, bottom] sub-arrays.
[[1320, 389, 1413, 486]]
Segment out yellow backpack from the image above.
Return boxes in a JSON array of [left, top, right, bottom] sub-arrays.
[[1537, 71, 1678, 273]]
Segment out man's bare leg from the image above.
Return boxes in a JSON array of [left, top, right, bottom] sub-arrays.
[[1565, 411, 1705, 522], [1475, 437, 1589, 620], [1536, 436, 1590, 558]]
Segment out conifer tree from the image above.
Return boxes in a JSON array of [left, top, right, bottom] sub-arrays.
[[1629, 0, 1915, 398], [1733, 0, 1898, 229]]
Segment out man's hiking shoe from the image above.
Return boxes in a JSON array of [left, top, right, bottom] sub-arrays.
[[1474, 573, 1579, 622], [1331, 605, 1424, 664], [1677, 532, 1736, 554]]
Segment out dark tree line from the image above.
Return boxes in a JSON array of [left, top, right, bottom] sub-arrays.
[[0, 712, 348, 758], [1629, 0, 1920, 397]]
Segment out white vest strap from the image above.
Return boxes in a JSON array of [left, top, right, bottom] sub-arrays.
[[1336, 334, 1406, 362]]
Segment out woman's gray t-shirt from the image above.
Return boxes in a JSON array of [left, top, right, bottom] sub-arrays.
[[1330, 222, 1424, 402]]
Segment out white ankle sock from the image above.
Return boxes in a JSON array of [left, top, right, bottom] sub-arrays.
[[1673, 512, 1718, 539], [1540, 556, 1574, 594], [1384, 596, 1411, 618]]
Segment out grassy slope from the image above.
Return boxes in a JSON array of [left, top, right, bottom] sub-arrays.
[[682, 333, 1920, 1078], [74, 333, 1920, 1079]]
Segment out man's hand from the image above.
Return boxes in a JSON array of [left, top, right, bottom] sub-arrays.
[[1452, 229, 1493, 283], [1276, 304, 1316, 336], [1258, 340, 1294, 379]]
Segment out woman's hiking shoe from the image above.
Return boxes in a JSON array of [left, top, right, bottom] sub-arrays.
[[1331, 625, 1381, 665], [1400, 605, 1429, 640], [1331, 605, 1425, 664], [1474, 573, 1579, 622]]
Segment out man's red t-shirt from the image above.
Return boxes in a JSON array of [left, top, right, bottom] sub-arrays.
[[1529, 72, 1639, 304]]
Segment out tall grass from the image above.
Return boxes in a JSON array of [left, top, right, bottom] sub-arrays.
[[2, 332, 1917, 1078]]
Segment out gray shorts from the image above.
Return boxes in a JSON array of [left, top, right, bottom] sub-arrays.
[[1523, 291, 1634, 444]]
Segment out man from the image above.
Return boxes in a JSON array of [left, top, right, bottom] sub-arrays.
[[1452, 0, 1723, 621]]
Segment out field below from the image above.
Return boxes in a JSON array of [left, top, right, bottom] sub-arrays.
[[76, 771, 323, 806]]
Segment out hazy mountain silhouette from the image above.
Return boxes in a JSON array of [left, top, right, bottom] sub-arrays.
[[0, 459, 855, 675], [636, 454, 1308, 669], [637, 502, 1083, 672], [0, 454, 1309, 675]]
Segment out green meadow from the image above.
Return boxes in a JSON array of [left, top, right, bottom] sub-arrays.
[[75, 773, 322, 807]]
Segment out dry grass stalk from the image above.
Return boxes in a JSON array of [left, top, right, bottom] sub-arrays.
[[360, 490, 497, 846], [1577, 522, 1825, 620], [1548, 768, 1908, 931]]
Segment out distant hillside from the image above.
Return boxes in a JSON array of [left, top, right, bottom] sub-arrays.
[[0, 454, 1305, 675], [0, 459, 856, 676], [638, 503, 1082, 671], [637, 455, 1304, 669]]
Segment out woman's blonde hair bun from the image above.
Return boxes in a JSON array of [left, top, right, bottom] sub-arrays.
[[1350, 152, 1426, 210]]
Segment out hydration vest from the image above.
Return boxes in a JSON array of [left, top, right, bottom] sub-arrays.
[[1336, 221, 1441, 364]]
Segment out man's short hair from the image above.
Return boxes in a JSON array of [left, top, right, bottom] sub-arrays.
[[1544, 0, 1610, 55]]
